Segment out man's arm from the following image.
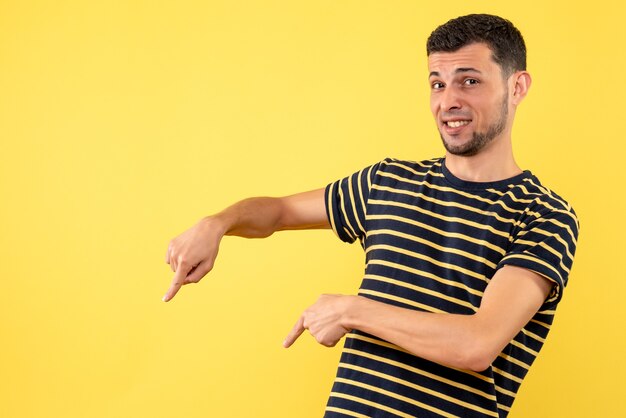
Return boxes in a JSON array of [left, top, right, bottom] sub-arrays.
[[283, 265, 552, 372], [163, 188, 329, 302]]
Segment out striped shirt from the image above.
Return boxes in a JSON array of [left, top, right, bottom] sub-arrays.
[[323, 157, 579, 418]]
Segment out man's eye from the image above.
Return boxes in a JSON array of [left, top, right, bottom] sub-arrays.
[[431, 82, 444, 90], [464, 78, 479, 86]]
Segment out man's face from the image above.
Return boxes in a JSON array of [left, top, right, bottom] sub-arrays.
[[428, 43, 511, 157]]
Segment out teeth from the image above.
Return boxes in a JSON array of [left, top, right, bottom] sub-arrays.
[[446, 120, 470, 128]]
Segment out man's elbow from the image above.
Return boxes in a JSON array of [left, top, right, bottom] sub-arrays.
[[454, 338, 500, 372], [463, 352, 496, 372]]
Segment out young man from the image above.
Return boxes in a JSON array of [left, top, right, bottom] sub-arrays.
[[163, 14, 578, 418]]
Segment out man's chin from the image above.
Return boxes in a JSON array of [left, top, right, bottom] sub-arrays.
[[440, 134, 479, 157]]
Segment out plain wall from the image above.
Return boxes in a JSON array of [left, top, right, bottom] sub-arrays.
[[1, 1, 623, 417]]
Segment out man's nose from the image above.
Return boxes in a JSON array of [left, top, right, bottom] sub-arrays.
[[439, 87, 462, 111]]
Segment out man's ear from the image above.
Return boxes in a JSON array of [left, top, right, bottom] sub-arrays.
[[511, 71, 532, 105]]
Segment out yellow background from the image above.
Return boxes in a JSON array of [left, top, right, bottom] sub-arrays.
[[1, 1, 623, 417]]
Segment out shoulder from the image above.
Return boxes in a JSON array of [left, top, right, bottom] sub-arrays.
[[517, 176, 577, 219], [512, 174, 580, 239], [518, 176, 575, 213]]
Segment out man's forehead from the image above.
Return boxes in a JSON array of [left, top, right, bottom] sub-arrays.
[[427, 43, 496, 75]]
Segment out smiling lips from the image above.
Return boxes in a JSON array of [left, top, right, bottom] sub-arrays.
[[446, 120, 471, 128]]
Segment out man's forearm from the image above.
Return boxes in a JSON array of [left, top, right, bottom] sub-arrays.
[[343, 266, 551, 371], [163, 188, 329, 301], [284, 266, 551, 372], [215, 197, 286, 239], [216, 188, 329, 238], [344, 296, 491, 371]]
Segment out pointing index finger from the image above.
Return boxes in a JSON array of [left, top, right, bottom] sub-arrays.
[[162, 266, 188, 302], [283, 315, 305, 348]]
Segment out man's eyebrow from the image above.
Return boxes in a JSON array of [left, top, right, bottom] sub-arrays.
[[456, 67, 482, 74], [428, 68, 482, 78]]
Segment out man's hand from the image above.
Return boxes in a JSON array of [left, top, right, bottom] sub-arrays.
[[283, 294, 354, 348], [163, 217, 225, 302]]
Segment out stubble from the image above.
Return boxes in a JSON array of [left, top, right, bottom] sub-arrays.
[[440, 89, 509, 157]]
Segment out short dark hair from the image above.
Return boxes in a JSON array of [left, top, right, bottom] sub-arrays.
[[426, 14, 526, 77]]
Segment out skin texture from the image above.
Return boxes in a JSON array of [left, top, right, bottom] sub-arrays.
[[282, 266, 551, 372], [164, 42, 547, 372], [430, 44, 510, 158], [428, 42, 531, 183], [163, 189, 329, 302]]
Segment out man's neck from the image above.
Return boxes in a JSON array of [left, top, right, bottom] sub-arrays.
[[444, 139, 521, 183]]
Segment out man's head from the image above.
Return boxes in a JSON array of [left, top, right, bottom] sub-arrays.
[[427, 14, 526, 79], [426, 15, 531, 157]]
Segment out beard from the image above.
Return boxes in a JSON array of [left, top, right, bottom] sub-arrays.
[[440, 89, 509, 157]]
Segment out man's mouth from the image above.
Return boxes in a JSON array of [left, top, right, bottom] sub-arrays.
[[445, 120, 471, 128]]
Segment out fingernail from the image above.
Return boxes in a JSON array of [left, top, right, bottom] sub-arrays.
[[162, 295, 168, 302]]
